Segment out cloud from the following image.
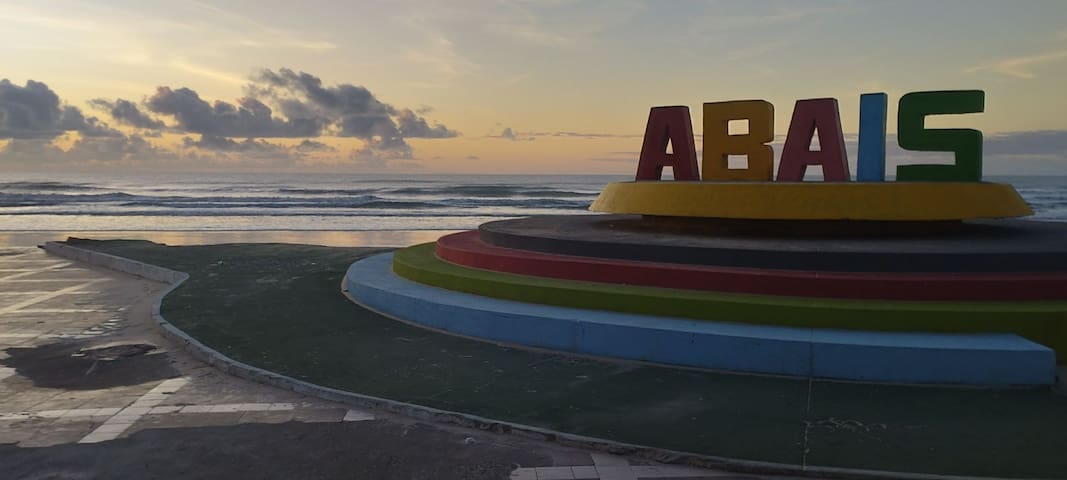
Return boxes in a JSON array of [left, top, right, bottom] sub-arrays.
[[251, 68, 397, 138], [178, 136, 342, 166], [3, 71, 460, 170], [65, 134, 172, 163], [490, 126, 534, 141], [249, 67, 458, 155], [56, 105, 122, 137], [402, 35, 478, 85], [488, 127, 635, 140], [539, 131, 643, 139], [294, 139, 335, 152], [0, 134, 174, 167], [89, 98, 165, 129], [966, 49, 1067, 79], [146, 86, 322, 137], [395, 108, 458, 138], [350, 143, 418, 169], [984, 130, 1067, 156], [0, 138, 65, 164], [181, 134, 288, 154], [186, 1, 338, 52], [487, 23, 577, 47], [351, 136, 413, 165], [0, 79, 64, 138], [588, 157, 637, 163], [466, 155, 479, 160], [0, 79, 120, 139], [479, 1, 642, 48], [169, 57, 247, 86], [693, 4, 851, 34]]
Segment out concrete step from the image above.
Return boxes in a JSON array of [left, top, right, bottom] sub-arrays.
[[346, 253, 1056, 387]]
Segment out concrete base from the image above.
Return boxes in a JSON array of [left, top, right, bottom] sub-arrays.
[[347, 253, 1057, 387]]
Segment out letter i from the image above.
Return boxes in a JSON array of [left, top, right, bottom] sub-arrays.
[[856, 93, 888, 182]]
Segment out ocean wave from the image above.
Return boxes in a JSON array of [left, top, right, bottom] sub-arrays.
[[0, 181, 104, 192], [0, 192, 137, 207], [0, 191, 591, 210], [386, 185, 597, 197], [0, 210, 577, 218], [276, 187, 380, 196]]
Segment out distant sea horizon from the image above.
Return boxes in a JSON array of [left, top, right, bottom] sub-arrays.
[[0, 172, 1064, 237]]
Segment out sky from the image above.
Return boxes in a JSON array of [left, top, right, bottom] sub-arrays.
[[1, 0, 1067, 175]]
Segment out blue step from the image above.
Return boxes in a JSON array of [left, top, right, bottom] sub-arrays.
[[345, 253, 1056, 387]]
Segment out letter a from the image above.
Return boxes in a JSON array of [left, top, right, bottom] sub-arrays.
[[776, 98, 850, 182], [635, 106, 699, 181]]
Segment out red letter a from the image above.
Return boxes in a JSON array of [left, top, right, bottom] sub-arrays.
[[776, 98, 850, 182], [635, 106, 699, 181]]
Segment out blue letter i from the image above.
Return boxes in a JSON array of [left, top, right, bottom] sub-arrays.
[[857, 93, 888, 182]]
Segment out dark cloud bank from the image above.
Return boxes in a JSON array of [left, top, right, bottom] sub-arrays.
[[0, 69, 458, 169], [0, 79, 121, 140]]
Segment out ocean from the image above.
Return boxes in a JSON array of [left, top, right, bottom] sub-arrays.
[[0, 172, 1064, 236]]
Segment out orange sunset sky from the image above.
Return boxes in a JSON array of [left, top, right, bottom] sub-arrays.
[[2, 0, 1067, 175]]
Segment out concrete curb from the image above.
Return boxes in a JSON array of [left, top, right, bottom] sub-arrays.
[[40, 241, 1037, 480]]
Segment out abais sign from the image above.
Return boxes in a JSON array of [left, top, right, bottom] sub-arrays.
[[636, 90, 984, 183]]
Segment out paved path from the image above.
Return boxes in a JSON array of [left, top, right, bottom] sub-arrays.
[[0, 246, 789, 480]]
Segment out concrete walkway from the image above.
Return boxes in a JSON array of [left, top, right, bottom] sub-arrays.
[[0, 246, 787, 480]]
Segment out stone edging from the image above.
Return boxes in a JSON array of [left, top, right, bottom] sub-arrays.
[[39, 242, 1028, 480]]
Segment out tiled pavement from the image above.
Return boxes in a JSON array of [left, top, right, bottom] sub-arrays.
[[0, 247, 366, 447], [0, 246, 795, 479]]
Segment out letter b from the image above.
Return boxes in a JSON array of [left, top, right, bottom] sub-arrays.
[[702, 100, 774, 181]]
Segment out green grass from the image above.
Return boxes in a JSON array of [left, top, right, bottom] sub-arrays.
[[66, 238, 1067, 478]]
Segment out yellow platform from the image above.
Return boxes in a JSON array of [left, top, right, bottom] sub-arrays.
[[590, 182, 1032, 221]]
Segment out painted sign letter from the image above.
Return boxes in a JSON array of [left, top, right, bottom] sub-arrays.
[[776, 98, 850, 182], [702, 100, 775, 181], [896, 90, 985, 182], [856, 93, 888, 182], [635, 106, 699, 181]]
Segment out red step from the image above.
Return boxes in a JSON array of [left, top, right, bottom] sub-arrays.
[[435, 231, 1067, 302]]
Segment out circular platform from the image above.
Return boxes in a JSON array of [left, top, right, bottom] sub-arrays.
[[479, 215, 1067, 272], [394, 243, 1067, 349], [590, 181, 1033, 220], [437, 231, 1067, 301], [351, 252, 1055, 386]]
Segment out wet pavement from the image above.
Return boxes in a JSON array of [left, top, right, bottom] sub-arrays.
[[0, 246, 784, 480]]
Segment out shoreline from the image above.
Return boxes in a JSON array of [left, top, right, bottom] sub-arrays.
[[0, 230, 458, 248]]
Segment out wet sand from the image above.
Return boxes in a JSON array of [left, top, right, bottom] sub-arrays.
[[0, 230, 459, 248]]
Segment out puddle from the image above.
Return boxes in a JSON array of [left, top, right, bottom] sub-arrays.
[[0, 340, 179, 390]]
